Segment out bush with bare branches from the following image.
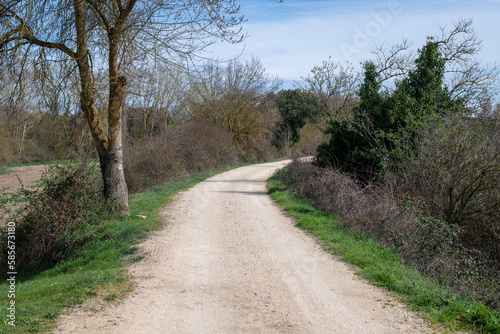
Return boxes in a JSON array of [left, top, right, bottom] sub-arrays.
[[398, 115, 500, 267], [124, 121, 241, 193], [277, 156, 500, 309], [178, 122, 239, 173], [124, 134, 185, 193]]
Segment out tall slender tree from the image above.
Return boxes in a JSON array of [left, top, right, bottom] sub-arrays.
[[0, 0, 246, 213]]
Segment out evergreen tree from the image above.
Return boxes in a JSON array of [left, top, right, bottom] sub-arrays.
[[274, 89, 318, 149], [316, 40, 461, 182], [316, 62, 386, 182], [389, 39, 458, 125]]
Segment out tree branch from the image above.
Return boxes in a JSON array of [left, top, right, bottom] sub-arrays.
[[0, 23, 76, 59], [117, 0, 138, 29], [20, 30, 76, 58], [86, 0, 111, 31]]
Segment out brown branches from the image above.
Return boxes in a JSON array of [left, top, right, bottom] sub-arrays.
[[370, 39, 414, 89], [369, 18, 498, 112]]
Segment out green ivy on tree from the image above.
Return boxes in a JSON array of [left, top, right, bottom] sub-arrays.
[[316, 39, 462, 182]]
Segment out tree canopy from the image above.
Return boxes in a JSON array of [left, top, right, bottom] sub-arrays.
[[274, 89, 318, 151], [187, 58, 280, 155]]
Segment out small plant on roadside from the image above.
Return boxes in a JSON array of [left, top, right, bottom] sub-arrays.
[[104, 294, 118, 301]]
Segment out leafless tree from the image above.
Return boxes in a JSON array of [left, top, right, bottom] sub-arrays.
[[301, 58, 361, 121], [0, 0, 247, 213], [187, 57, 281, 153], [370, 39, 414, 90], [126, 63, 190, 138], [370, 19, 498, 112], [436, 19, 499, 113]]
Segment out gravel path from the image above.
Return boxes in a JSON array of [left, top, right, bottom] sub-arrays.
[[54, 160, 436, 333]]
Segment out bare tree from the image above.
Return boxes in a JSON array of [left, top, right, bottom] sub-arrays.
[[0, 54, 41, 161], [301, 58, 360, 121], [370, 39, 414, 90], [187, 57, 281, 153], [436, 19, 499, 112], [126, 63, 190, 138], [0, 0, 246, 213], [370, 19, 498, 112]]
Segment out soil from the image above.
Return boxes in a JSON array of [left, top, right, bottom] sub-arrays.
[[0, 164, 48, 225], [0, 165, 47, 192], [54, 160, 441, 333]]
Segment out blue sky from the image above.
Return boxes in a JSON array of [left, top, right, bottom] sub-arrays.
[[209, 0, 499, 84]]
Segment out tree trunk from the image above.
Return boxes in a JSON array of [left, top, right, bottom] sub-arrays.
[[106, 27, 130, 214], [18, 121, 26, 157], [74, 0, 130, 214], [99, 150, 129, 215]]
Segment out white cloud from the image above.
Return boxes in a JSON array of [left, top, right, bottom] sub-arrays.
[[207, 0, 499, 81]]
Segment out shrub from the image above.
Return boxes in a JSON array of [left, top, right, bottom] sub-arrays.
[[124, 133, 186, 193], [316, 119, 386, 183], [0, 161, 116, 276], [124, 121, 240, 193], [178, 122, 238, 173], [398, 115, 500, 284], [277, 159, 500, 309]]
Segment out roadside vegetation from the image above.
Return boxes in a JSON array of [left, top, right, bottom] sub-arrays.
[[0, 161, 265, 333], [268, 175, 500, 333], [270, 19, 499, 333]]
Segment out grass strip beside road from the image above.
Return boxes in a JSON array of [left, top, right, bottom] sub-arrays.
[[267, 174, 500, 334], [0, 167, 236, 333]]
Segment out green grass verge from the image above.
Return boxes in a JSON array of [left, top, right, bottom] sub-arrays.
[[0, 165, 243, 333], [267, 175, 500, 334]]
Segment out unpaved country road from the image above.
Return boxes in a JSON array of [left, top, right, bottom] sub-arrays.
[[55, 160, 436, 334]]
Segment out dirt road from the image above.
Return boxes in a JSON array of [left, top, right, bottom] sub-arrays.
[[55, 161, 435, 333]]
